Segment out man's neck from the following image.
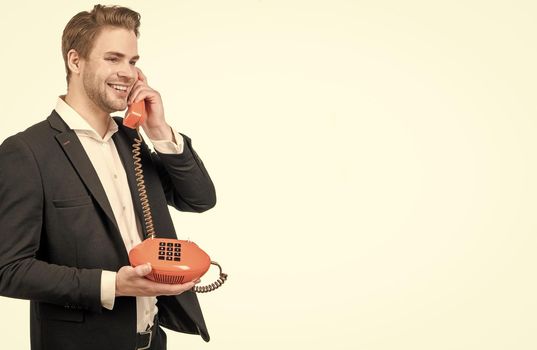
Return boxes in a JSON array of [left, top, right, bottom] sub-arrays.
[[64, 90, 111, 139]]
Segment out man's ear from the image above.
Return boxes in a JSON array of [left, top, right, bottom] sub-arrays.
[[67, 49, 83, 76]]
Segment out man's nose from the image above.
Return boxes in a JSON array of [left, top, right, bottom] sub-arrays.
[[117, 63, 137, 81]]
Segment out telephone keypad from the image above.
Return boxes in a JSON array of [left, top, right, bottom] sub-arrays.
[[156, 242, 181, 262]]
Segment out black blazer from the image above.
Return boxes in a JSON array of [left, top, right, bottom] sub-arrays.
[[0, 111, 216, 349]]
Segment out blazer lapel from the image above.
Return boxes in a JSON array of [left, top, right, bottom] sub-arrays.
[[48, 112, 121, 237]]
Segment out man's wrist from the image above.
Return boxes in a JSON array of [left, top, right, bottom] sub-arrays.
[[145, 124, 174, 141]]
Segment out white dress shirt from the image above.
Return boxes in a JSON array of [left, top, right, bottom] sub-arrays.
[[55, 96, 184, 332]]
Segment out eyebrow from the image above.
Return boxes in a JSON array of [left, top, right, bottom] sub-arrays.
[[104, 51, 140, 61]]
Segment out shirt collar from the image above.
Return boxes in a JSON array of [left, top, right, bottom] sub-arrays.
[[54, 95, 119, 142]]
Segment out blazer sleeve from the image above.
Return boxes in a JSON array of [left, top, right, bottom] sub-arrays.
[[150, 133, 217, 213], [0, 135, 102, 313]]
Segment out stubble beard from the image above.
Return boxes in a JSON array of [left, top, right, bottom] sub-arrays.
[[83, 70, 127, 113]]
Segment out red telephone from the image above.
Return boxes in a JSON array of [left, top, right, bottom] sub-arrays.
[[123, 99, 147, 129], [123, 100, 227, 293]]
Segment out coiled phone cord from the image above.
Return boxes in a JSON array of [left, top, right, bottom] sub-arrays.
[[193, 261, 228, 293], [132, 130, 227, 292], [133, 130, 156, 239]]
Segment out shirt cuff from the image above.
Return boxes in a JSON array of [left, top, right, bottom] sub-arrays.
[[150, 127, 184, 154], [101, 270, 117, 310]]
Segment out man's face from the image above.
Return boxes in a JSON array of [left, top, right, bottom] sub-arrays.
[[80, 27, 139, 113]]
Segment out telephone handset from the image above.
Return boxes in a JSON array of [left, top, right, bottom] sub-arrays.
[[123, 99, 147, 129], [123, 99, 227, 293]]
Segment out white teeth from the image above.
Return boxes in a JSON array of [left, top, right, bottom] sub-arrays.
[[110, 84, 127, 91]]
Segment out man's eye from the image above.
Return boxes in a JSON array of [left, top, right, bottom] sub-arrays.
[[129, 61, 137, 66], [106, 57, 119, 62]]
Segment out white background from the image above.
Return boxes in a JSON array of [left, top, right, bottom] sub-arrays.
[[1, 1, 537, 349]]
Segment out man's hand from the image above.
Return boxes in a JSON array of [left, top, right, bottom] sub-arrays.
[[115, 263, 198, 297], [127, 67, 173, 141]]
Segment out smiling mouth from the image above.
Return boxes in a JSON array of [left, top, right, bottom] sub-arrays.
[[108, 83, 129, 94]]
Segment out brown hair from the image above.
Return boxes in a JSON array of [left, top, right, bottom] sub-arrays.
[[61, 4, 141, 84]]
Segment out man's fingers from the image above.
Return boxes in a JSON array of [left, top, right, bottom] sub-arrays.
[[136, 279, 195, 296], [127, 81, 145, 105], [157, 281, 196, 296], [136, 67, 147, 84], [171, 281, 196, 293], [133, 263, 152, 277]]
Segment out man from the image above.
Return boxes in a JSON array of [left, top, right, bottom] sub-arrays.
[[0, 4, 216, 350]]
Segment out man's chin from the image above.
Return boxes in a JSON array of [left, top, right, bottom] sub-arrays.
[[105, 101, 128, 113]]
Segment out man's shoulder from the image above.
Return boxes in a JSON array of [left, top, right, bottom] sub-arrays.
[[3, 110, 62, 150]]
